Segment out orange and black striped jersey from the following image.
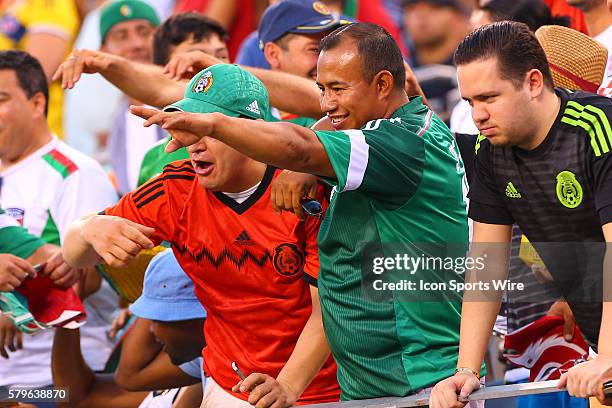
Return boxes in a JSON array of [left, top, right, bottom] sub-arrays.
[[104, 161, 339, 404]]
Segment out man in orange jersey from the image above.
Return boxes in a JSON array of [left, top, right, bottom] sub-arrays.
[[62, 64, 339, 408]]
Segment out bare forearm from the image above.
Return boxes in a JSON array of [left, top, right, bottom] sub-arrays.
[[103, 55, 184, 108], [277, 313, 330, 398], [246, 67, 322, 119], [456, 301, 500, 373], [212, 114, 333, 176], [52, 328, 95, 407], [63, 219, 100, 268]]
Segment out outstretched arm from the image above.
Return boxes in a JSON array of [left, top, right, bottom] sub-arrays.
[[164, 51, 323, 118], [131, 107, 335, 178], [53, 50, 184, 108]]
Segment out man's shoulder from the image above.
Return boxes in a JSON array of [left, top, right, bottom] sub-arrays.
[[559, 88, 612, 112], [158, 160, 196, 188], [557, 88, 612, 157]]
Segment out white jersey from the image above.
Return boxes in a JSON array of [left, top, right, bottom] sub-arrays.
[[0, 135, 119, 387]]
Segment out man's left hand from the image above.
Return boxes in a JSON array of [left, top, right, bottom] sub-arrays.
[[558, 355, 612, 399], [232, 373, 297, 408]]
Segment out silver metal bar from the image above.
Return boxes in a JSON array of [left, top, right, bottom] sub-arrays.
[[301, 380, 563, 408]]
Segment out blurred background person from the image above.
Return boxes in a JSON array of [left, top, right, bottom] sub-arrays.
[[0, 0, 82, 138], [97, 0, 161, 194], [402, 0, 471, 122]]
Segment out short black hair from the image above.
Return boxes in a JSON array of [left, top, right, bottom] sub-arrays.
[[481, 0, 570, 32], [0, 50, 48, 116], [454, 21, 554, 89], [152, 12, 228, 66], [320, 23, 406, 91]]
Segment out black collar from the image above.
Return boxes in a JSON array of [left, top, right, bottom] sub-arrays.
[[212, 166, 276, 215]]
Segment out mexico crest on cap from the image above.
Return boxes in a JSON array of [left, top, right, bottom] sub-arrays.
[[312, 1, 331, 15], [119, 4, 133, 17], [192, 71, 213, 93]]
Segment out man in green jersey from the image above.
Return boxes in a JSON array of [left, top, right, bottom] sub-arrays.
[[131, 22, 473, 402]]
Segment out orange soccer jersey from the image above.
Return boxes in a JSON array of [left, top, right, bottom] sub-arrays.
[[103, 161, 339, 404]]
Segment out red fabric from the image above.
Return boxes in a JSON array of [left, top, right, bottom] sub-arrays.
[[356, 0, 408, 56], [174, 0, 255, 61], [544, 0, 589, 35], [503, 315, 589, 382], [104, 161, 339, 404], [17, 274, 86, 327]]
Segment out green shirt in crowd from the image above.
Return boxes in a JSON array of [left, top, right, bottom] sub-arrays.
[[314, 97, 473, 400], [0, 209, 45, 259]]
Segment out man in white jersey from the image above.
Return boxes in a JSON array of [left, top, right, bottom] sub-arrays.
[[0, 50, 119, 389]]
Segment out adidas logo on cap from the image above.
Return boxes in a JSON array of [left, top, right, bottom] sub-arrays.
[[245, 100, 260, 115]]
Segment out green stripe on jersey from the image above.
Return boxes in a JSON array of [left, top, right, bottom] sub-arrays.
[[563, 101, 612, 156], [475, 134, 486, 154]]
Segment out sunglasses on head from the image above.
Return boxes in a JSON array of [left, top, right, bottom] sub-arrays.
[[300, 197, 323, 220]]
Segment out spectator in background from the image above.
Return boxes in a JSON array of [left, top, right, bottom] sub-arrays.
[[0, 50, 118, 394], [174, 0, 268, 61], [321, 0, 407, 54], [402, 0, 471, 122], [0, 0, 82, 138], [138, 12, 230, 185], [52, 249, 206, 408], [568, 0, 612, 94], [544, 0, 589, 34], [99, 0, 161, 194], [256, 0, 345, 125]]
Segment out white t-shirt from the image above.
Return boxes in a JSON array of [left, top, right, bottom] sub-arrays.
[[597, 25, 612, 98], [0, 135, 119, 387], [596, 24, 612, 86], [138, 357, 205, 408]]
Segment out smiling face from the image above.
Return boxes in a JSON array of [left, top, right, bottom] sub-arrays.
[[457, 57, 538, 147], [316, 40, 388, 130]]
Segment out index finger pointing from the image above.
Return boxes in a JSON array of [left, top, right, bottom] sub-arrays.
[[130, 105, 161, 120]]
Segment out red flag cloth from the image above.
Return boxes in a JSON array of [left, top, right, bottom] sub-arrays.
[[504, 315, 589, 382]]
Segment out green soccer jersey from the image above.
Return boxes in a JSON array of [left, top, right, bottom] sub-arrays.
[[314, 97, 471, 400], [137, 137, 190, 186], [0, 209, 45, 259]]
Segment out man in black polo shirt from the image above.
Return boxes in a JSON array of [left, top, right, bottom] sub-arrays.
[[429, 21, 612, 408]]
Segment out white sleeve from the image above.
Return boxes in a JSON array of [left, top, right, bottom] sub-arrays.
[[51, 167, 118, 243]]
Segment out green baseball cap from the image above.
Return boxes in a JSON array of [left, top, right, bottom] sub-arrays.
[[100, 0, 160, 41], [164, 64, 271, 120]]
